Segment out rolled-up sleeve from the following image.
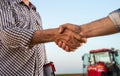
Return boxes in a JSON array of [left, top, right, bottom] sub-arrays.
[[0, 1, 35, 49], [109, 8, 120, 31], [1, 26, 34, 48]]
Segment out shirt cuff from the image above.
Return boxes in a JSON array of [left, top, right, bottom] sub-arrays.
[[19, 29, 35, 49], [109, 9, 120, 31]]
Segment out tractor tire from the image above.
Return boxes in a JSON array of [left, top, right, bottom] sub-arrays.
[[102, 72, 107, 76]]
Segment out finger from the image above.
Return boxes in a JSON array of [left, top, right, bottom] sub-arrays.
[[79, 38, 87, 43], [79, 32, 85, 37], [64, 46, 70, 52], [55, 40, 59, 45], [58, 24, 72, 34], [69, 48, 77, 52], [72, 32, 87, 43], [61, 43, 66, 50], [61, 23, 81, 33], [65, 38, 80, 50], [58, 41, 63, 47], [57, 41, 70, 52], [60, 41, 71, 52], [68, 43, 78, 51], [60, 24, 68, 29], [79, 43, 83, 47], [72, 32, 82, 41], [60, 41, 75, 52], [59, 40, 73, 52], [60, 24, 76, 32]]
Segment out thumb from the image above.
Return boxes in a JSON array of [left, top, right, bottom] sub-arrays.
[[58, 26, 65, 34]]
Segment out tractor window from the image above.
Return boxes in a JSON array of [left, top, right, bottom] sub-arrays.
[[94, 52, 111, 63], [95, 52, 111, 63]]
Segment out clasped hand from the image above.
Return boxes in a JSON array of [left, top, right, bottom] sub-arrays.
[[55, 23, 87, 52]]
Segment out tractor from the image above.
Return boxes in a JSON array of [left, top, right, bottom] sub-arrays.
[[82, 48, 120, 76]]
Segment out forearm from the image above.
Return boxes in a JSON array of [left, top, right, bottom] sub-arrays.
[[80, 16, 119, 38], [30, 28, 58, 46]]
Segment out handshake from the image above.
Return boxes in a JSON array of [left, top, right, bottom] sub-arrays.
[[54, 23, 87, 52], [32, 17, 118, 52]]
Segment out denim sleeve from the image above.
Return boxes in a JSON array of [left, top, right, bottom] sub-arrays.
[[109, 8, 120, 31]]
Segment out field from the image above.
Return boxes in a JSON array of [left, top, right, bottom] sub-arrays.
[[56, 74, 83, 76]]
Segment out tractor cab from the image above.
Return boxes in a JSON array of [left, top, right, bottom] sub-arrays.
[[82, 48, 120, 76]]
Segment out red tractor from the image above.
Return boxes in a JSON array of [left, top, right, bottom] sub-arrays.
[[82, 48, 120, 76]]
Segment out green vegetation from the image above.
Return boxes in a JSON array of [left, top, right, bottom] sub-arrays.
[[56, 74, 82, 76], [56, 74, 73, 76]]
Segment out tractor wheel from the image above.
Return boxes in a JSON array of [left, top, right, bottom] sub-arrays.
[[102, 72, 107, 76]]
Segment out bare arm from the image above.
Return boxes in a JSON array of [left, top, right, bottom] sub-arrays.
[[57, 9, 120, 50], [30, 28, 58, 46], [30, 28, 82, 51], [81, 16, 119, 38]]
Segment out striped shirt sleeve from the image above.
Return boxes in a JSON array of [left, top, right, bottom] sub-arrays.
[[109, 8, 120, 31], [1, 26, 34, 48], [0, 1, 35, 49]]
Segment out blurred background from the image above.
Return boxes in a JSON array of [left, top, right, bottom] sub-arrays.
[[30, 0, 120, 74]]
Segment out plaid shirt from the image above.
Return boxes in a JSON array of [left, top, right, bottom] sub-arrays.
[[0, 0, 47, 76]]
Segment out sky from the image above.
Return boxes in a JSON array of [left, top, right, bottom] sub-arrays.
[[30, 0, 120, 74]]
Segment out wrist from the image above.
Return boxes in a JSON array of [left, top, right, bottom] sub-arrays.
[[79, 25, 88, 38], [42, 28, 59, 42], [31, 28, 59, 45]]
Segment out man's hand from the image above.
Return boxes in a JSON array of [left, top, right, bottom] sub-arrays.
[[59, 23, 81, 34], [55, 23, 87, 52], [55, 29, 84, 52]]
